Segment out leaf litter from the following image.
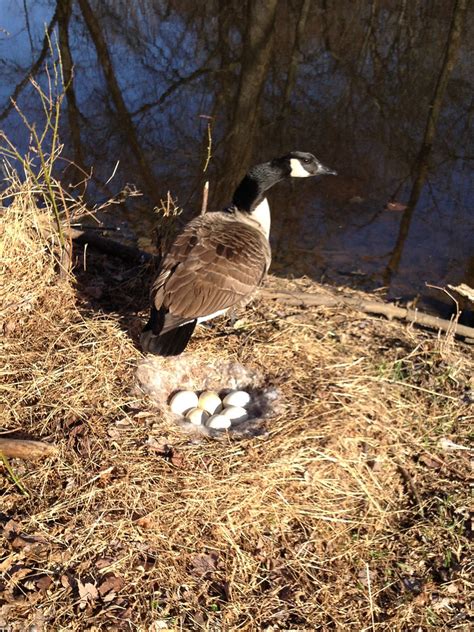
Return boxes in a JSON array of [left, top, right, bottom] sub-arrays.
[[1, 172, 473, 630]]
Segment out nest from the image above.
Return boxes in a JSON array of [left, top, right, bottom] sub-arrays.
[[136, 353, 281, 437]]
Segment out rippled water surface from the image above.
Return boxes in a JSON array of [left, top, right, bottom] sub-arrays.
[[1, 0, 473, 312]]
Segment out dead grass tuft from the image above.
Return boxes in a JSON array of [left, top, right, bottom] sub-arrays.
[[1, 179, 472, 631]]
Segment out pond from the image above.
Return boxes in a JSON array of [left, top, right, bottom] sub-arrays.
[[1, 0, 473, 316]]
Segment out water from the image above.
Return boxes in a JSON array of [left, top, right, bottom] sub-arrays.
[[1, 0, 473, 315]]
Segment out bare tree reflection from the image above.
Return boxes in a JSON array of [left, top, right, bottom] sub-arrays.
[[0, 4, 59, 121], [279, 0, 310, 122], [384, 0, 469, 286], [57, 0, 87, 183], [77, 0, 159, 201], [212, 0, 278, 205]]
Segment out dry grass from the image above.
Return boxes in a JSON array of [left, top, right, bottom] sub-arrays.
[[1, 175, 473, 631]]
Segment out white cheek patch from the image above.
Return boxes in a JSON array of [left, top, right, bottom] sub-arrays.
[[290, 158, 311, 178]]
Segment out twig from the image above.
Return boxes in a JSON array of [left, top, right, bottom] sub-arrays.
[[0, 438, 58, 460], [259, 288, 474, 340], [202, 120, 213, 173], [447, 283, 474, 305], [201, 181, 209, 214]]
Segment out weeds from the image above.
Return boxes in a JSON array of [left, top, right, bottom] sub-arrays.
[[0, 38, 67, 244]]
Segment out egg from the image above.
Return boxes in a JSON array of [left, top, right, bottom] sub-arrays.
[[185, 407, 210, 426], [198, 391, 222, 415], [169, 390, 199, 415], [222, 390, 251, 408], [206, 414, 232, 430], [222, 406, 249, 423]]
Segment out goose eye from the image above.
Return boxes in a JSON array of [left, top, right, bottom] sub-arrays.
[[303, 158, 311, 164]]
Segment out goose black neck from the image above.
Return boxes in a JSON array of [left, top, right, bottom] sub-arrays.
[[231, 161, 289, 213]]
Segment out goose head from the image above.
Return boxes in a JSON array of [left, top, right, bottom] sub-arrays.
[[232, 150, 337, 218], [275, 151, 337, 179]]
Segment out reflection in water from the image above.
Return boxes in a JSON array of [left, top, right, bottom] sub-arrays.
[[1, 0, 473, 311], [384, 0, 470, 286]]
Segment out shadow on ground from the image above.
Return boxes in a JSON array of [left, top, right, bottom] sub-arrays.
[[72, 243, 155, 349]]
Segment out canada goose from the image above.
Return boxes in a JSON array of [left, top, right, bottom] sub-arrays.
[[141, 151, 336, 356]]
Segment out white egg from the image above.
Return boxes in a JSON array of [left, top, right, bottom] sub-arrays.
[[169, 390, 199, 415], [206, 414, 232, 430], [185, 407, 210, 426], [222, 406, 249, 423], [198, 391, 222, 415], [222, 390, 251, 408]]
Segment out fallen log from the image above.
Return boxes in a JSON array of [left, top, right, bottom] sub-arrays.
[[67, 227, 154, 264]]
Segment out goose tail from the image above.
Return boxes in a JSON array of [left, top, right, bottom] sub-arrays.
[[141, 307, 196, 356]]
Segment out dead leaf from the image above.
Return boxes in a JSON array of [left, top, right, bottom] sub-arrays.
[[35, 575, 53, 592], [432, 596, 452, 612], [3, 519, 20, 538], [190, 552, 218, 577], [2, 319, 16, 335], [98, 574, 124, 597], [146, 439, 185, 467], [60, 574, 73, 590], [419, 454, 441, 469], [115, 417, 133, 428], [10, 534, 49, 559], [148, 622, 174, 632], [385, 201, 408, 211], [103, 591, 117, 603], [4, 565, 32, 600], [136, 514, 158, 530], [0, 553, 17, 574], [6, 566, 32, 585], [146, 437, 172, 454], [118, 605, 132, 620], [133, 411, 156, 420], [77, 579, 99, 609], [95, 466, 117, 488], [170, 451, 185, 468], [95, 557, 115, 570]]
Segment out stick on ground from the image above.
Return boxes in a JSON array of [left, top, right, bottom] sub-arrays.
[[0, 438, 58, 460]]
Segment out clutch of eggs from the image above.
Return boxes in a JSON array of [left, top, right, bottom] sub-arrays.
[[169, 389, 251, 430]]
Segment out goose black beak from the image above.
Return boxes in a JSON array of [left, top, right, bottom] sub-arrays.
[[316, 162, 337, 176]]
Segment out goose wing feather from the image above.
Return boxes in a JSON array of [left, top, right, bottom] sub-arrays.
[[151, 213, 271, 326]]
